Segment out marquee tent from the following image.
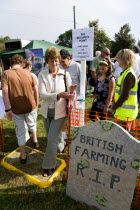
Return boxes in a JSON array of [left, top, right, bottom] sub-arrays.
[[1, 40, 72, 69]]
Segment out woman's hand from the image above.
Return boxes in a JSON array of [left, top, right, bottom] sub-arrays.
[[103, 107, 108, 113], [109, 102, 115, 113], [57, 92, 74, 99], [69, 84, 78, 93]]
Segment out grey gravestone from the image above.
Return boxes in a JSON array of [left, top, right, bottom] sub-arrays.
[[66, 120, 140, 210]]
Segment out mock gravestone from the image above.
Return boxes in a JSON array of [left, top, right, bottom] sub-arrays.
[[66, 120, 140, 210]]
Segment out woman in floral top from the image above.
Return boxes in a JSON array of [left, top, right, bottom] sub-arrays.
[[89, 58, 116, 121]]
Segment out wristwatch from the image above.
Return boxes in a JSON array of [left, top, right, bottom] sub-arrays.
[[5, 108, 11, 112]]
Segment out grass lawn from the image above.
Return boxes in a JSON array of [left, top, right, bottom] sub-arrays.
[[0, 90, 140, 210], [0, 91, 97, 210]]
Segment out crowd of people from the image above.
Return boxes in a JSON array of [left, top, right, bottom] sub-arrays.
[[89, 46, 139, 131], [0, 44, 140, 177]]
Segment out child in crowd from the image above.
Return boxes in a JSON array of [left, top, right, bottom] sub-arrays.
[[89, 58, 115, 121], [24, 59, 38, 85], [23, 59, 39, 148]]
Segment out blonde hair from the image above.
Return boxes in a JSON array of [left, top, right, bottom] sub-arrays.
[[23, 59, 32, 69], [45, 47, 61, 63], [116, 49, 136, 69]]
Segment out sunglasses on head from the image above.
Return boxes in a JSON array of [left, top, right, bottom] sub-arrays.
[[103, 51, 110, 56]]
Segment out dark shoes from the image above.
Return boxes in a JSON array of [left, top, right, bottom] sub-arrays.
[[43, 168, 55, 177], [20, 155, 27, 164], [32, 141, 39, 148]]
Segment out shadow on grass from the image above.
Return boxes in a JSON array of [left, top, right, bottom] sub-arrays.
[[2, 127, 17, 153], [0, 164, 139, 210], [0, 182, 100, 210], [0, 163, 99, 209], [2, 117, 47, 153]]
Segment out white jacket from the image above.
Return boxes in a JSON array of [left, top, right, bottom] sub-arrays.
[[38, 68, 72, 120]]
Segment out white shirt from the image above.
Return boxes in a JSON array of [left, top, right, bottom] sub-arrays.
[[113, 61, 122, 81], [48, 74, 56, 108], [60, 60, 81, 96], [0, 90, 5, 119], [133, 53, 140, 79], [38, 68, 72, 119]]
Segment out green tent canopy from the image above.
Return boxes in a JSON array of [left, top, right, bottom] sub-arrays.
[[24, 40, 72, 55], [1, 40, 72, 60]]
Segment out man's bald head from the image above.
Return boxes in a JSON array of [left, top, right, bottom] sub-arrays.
[[101, 48, 110, 58]]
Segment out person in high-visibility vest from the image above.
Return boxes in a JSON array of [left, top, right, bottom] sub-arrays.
[[112, 49, 138, 131]]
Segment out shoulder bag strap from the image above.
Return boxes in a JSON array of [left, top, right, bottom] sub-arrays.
[[64, 71, 68, 92]]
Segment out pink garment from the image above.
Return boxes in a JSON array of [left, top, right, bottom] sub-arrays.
[[68, 99, 78, 127]]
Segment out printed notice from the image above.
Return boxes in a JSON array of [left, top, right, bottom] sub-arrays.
[[72, 27, 94, 61]]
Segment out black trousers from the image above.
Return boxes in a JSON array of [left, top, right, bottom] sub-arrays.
[[89, 102, 106, 121]]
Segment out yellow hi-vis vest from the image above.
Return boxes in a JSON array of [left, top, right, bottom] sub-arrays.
[[114, 67, 138, 121]]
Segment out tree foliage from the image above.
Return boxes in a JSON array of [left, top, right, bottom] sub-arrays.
[[55, 29, 72, 48], [111, 24, 135, 57], [55, 20, 111, 55], [88, 19, 111, 55], [55, 21, 136, 58], [0, 36, 10, 54]]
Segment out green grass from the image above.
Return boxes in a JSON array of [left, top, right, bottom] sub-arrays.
[[0, 91, 97, 210], [0, 90, 140, 210], [0, 113, 95, 210]]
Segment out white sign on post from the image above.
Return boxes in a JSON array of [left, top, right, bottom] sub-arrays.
[[72, 28, 94, 126], [72, 27, 94, 61]]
